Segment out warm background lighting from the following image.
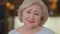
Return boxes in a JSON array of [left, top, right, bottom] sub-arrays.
[[6, 2, 15, 10]]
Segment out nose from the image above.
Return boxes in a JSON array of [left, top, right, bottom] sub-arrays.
[[29, 14, 34, 20]]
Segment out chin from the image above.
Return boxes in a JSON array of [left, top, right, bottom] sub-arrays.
[[24, 21, 37, 27], [27, 24, 37, 27]]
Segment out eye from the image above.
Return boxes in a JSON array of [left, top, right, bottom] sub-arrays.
[[35, 13, 39, 15], [27, 11, 31, 14]]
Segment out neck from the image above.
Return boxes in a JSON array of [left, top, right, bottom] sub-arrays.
[[22, 25, 42, 31]]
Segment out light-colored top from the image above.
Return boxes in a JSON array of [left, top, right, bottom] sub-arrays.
[[8, 27, 55, 34]]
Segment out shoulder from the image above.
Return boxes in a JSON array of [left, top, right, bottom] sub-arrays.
[[38, 27, 55, 34], [8, 29, 15, 34], [8, 27, 23, 34], [8, 29, 19, 34], [43, 27, 55, 34]]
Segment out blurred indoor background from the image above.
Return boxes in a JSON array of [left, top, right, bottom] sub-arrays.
[[0, 0, 60, 34]]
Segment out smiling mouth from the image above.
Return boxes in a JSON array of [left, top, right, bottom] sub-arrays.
[[27, 20, 35, 23]]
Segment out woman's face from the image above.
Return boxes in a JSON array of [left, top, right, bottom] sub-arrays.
[[22, 4, 43, 27]]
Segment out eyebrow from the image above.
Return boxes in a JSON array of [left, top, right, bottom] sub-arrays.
[[34, 10, 41, 13], [28, 9, 38, 11], [28, 9, 32, 11], [28, 9, 40, 13]]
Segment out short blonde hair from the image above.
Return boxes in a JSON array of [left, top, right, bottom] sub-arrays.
[[18, 0, 48, 25]]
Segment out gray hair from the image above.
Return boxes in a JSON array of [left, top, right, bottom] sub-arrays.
[[18, 0, 48, 25]]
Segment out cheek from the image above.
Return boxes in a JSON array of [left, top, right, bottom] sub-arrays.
[[35, 16, 41, 22], [22, 12, 29, 21]]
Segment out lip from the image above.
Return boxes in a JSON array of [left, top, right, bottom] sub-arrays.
[[27, 20, 35, 23]]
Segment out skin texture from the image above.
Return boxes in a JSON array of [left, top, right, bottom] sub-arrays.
[[17, 4, 43, 34], [22, 4, 43, 28]]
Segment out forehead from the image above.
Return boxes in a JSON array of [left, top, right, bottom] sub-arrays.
[[24, 3, 43, 13]]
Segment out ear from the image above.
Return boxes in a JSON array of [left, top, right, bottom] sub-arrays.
[[18, 11, 23, 22], [40, 16, 45, 25], [38, 16, 44, 26], [41, 16, 44, 23], [18, 10, 23, 18]]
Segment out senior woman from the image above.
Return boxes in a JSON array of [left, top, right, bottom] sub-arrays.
[[8, 0, 55, 34]]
